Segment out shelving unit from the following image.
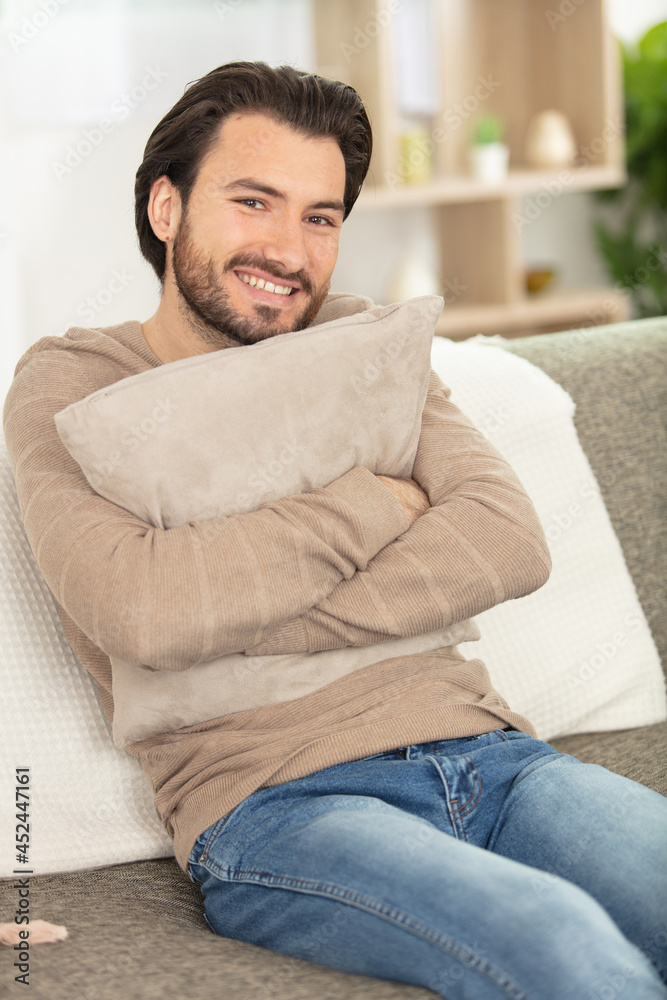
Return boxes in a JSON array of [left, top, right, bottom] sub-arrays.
[[314, 0, 629, 339]]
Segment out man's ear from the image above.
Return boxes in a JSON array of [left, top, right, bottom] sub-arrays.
[[147, 175, 182, 245]]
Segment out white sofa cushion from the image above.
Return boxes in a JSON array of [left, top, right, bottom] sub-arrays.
[[0, 431, 174, 877], [431, 335, 666, 740]]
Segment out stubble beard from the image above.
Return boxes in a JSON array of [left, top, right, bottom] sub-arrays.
[[171, 214, 330, 349]]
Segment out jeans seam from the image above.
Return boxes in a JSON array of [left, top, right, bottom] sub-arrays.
[[453, 756, 482, 819], [424, 753, 481, 841], [198, 864, 531, 999]]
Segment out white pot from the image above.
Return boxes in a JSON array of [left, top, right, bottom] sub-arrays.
[[469, 142, 510, 183]]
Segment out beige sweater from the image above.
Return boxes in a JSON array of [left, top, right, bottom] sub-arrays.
[[3, 305, 551, 871]]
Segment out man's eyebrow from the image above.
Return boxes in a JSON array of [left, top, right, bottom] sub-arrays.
[[309, 199, 346, 215], [224, 178, 284, 199], [224, 178, 345, 215]]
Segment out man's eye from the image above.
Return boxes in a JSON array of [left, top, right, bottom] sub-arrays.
[[237, 198, 264, 209], [307, 215, 332, 226]]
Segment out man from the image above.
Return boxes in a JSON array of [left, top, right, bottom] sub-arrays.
[[4, 63, 667, 999]]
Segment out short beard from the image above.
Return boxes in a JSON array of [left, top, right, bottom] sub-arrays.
[[171, 214, 330, 349]]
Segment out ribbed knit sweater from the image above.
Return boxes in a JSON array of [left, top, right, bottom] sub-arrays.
[[3, 306, 551, 871]]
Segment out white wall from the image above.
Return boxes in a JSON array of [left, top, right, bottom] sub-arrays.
[[609, 0, 667, 43], [0, 0, 314, 402], [1, 0, 665, 404]]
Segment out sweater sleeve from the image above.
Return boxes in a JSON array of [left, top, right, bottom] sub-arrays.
[[3, 350, 409, 671], [245, 370, 552, 655]]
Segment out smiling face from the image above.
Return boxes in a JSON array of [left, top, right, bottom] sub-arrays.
[[165, 112, 347, 349]]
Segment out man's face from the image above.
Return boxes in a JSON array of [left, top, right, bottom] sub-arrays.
[[168, 112, 347, 347]]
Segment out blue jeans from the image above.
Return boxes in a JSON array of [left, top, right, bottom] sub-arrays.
[[188, 730, 667, 999]]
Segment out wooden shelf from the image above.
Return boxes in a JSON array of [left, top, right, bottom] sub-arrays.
[[358, 165, 626, 211], [437, 288, 631, 340], [314, 0, 624, 339]]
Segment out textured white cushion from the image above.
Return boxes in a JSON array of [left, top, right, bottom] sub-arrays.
[[430, 336, 666, 740], [0, 431, 174, 878]]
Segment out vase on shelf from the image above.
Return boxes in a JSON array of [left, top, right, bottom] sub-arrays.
[[524, 110, 577, 169], [398, 120, 434, 185]]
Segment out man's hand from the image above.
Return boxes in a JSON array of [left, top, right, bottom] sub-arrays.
[[376, 475, 430, 525]]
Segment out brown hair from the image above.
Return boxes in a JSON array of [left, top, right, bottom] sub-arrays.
[[134, 61, 373, 282]]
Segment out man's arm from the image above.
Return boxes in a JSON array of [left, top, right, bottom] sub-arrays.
[[245, 370, 552, 655], [3, 349, 409, 671]]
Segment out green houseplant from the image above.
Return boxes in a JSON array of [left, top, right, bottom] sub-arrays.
[[595, 21, 667, 317], [472, 114, 506, 146], [470, 114, 509, 183]]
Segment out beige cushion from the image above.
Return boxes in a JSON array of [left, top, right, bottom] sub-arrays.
[[55, 297, 442, 529], [54, 296, 453, 747]]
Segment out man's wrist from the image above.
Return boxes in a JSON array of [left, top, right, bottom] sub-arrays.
[[375, 475, 430, 526]]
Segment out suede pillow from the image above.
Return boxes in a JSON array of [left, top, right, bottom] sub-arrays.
[[55, 297, 442, 529]]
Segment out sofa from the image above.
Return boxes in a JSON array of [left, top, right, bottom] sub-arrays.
[[1, 315, 666, 1000]]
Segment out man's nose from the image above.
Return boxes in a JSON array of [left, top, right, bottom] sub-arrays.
[[261, 216, 309, 275]]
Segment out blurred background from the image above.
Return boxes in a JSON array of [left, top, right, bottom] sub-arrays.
[[1, 0, 666, 402]]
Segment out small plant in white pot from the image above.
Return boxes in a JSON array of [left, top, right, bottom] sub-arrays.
[[470, 114, 510, 182]]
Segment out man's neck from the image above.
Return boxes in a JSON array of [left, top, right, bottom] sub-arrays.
[[141, 285, 237, 364]]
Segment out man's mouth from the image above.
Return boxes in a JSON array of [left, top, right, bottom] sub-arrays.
[[235, 269, 299, 299], [239, 273, 293, 295]]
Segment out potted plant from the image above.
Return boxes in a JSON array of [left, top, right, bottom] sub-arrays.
[[594, 21, 667, 317], [470, 114, 509, 183]]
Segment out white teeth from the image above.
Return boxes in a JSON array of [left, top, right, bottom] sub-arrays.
[[239, 273, 293, 295]]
